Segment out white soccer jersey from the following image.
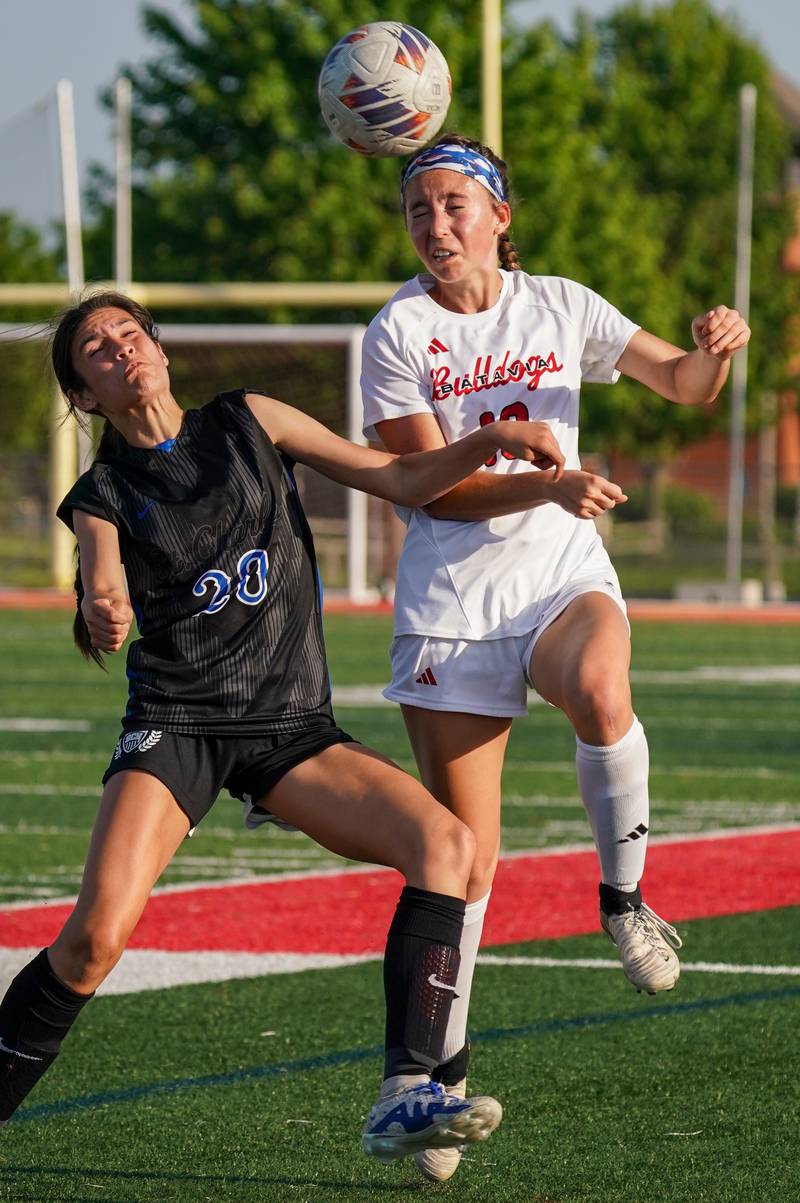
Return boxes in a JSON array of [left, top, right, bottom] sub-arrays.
[[361, 270, 639, 639]]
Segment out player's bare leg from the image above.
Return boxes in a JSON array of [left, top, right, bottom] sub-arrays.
[[399, 708, 511, 1180], [265, 743, 502, 1162], [530, 591, 681, 993], [0, 772, 190, 1124]]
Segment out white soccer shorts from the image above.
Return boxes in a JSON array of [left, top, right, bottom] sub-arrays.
[[385, 572, 628, 718]]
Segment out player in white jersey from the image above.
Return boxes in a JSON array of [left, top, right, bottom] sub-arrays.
[[361, 135, 751, 1182]]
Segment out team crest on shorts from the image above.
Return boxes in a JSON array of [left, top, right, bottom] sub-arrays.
[[114, 730, 163, 759]]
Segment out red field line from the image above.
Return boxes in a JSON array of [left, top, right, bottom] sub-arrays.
[[2, 829, 798, 955], [2, 588, 799, 623]]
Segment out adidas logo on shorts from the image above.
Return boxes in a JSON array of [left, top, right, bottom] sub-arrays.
[[415, 666, 438, 686]]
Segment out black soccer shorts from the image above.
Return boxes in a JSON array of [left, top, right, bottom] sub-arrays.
[[102, 718, 356, 828]]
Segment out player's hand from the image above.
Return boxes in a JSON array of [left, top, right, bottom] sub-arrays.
[[489, 420, 565, 479], [82, 597, 133, 653], [691, 306, 750, 360], [548, 470, 627, 519]]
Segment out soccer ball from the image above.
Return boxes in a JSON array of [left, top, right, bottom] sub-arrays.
[[318, 22, 451, 158]]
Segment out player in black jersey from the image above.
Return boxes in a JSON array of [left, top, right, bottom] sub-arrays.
[[0, 292, 565, 1161]]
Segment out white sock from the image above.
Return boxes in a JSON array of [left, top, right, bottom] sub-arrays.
[[575, 717, 649, 889], [380, 1072, 429, 1099], [439, 890, 491, 1064]]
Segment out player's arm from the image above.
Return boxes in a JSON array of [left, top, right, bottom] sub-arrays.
[[73, 511, 132, 653], [616, 306, 750, 406], [373, 412, 626, 522], [245, 392, 565, 507]]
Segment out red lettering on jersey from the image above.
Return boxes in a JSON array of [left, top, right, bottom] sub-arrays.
[[525, 350, 564, 391], [431, 349, 563, 402]]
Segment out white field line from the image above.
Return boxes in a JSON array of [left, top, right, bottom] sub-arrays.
[[0, 946, 795, 998], [0, 719, 91, 732], [503, 762, 796, 780], [0, 784, 99, 797], [0, 948, 379, 995], [0, 751, 100, 763], [477, 954, 800, 977], [501, 796, 800, 815], [0, 743, 793, 781], [1, 822, 798, 913], [330, 667, 800, 709]]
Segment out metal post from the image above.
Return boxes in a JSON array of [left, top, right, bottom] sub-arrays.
[[482, 0, 502, 154], [115, 77, 132, 287], [56, 81, 84, 295], [725, 83, 756, 597], [51, 81, 88, 588], [56, 80, 92, 476], [346, 326, 371, 602]]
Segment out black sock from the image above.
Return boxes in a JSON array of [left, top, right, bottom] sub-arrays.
[[432, 1038, 471, 1088], [600, 882, 642, 915], [383, 886, 465, 1080], [0, 949, 94, 1122]]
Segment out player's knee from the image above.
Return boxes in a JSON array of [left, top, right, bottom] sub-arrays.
[[467, 844, 499, 898], [54, 924, 127, 990], [422, 809, 476, 881], [568, 672, 632, 743]]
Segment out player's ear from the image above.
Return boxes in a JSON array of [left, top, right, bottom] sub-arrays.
[[154, 341, 169, 367], [493, 201, 511, 236], [68, 388, 98, 415]]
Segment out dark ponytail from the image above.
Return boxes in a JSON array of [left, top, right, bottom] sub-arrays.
[[401, 132, 523, 270], [51, 291, 156, 667]]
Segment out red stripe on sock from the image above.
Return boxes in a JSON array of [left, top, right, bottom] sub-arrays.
[[1, 831, 798, 954]]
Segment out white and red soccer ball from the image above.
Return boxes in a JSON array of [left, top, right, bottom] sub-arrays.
[[318, 21, 451, 157]]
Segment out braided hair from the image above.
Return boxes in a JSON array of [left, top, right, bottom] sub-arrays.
[[402, 132, 522, 271], [51, 291, 159, 666]]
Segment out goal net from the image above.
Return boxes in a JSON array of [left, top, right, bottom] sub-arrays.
[[0, 322, 404, 600]]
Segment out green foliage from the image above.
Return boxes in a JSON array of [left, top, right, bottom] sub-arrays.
[[617, 480, 723, 536], [84, 0, 485, 299], [80, 0, 800, 457], [0, 212, 61, 291], [0, 213, 61, 452], [577, 0, 800, 461]]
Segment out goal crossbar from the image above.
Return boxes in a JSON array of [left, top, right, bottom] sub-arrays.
[[0, 321, 372, 602], [0, 282, 400, 308]]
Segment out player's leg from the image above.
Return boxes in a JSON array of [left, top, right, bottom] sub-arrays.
[[0, 771, 190, 1125], [529, 591, 681, 993], [261, 743, 502, 1161], [399, 705, 511, 1180]]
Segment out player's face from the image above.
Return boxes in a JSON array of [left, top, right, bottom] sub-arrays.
[[404, 170, 510, 286], [69, 307, 170, 415]]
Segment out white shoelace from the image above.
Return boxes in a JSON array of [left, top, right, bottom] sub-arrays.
[[632, 903, 683, 951]]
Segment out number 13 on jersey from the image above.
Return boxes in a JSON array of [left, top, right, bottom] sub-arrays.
[[479, 401, 530, 466]]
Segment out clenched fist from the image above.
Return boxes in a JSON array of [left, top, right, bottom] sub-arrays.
[[81, 596, 133, 653], [691, 306, 750, 360]]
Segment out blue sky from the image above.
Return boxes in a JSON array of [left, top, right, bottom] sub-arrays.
[[0, 0, 797, 235]]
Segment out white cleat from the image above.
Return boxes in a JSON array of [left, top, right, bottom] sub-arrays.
[[600, 902, 683, 994], [414, 1078, 468, 1181], [362, 1079, 501, 1164]]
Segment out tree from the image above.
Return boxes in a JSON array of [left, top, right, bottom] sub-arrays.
[[80, 0, 799, 512], [563, 1, 800, 515], [84, 0, 487, 305], [0, 213, 61, 451]]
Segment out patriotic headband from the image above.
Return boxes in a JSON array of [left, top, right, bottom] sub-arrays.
[[401, 144, 506, 205]]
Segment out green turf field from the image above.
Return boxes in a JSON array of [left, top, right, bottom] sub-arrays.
[[0, 610, 798, 1202]]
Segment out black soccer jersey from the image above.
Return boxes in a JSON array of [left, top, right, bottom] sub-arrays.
[[57, 390, 332, 736]]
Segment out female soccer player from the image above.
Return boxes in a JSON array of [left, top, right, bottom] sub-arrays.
[[361, 135, 751, 1180], [0, 291, 566, 1163]]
